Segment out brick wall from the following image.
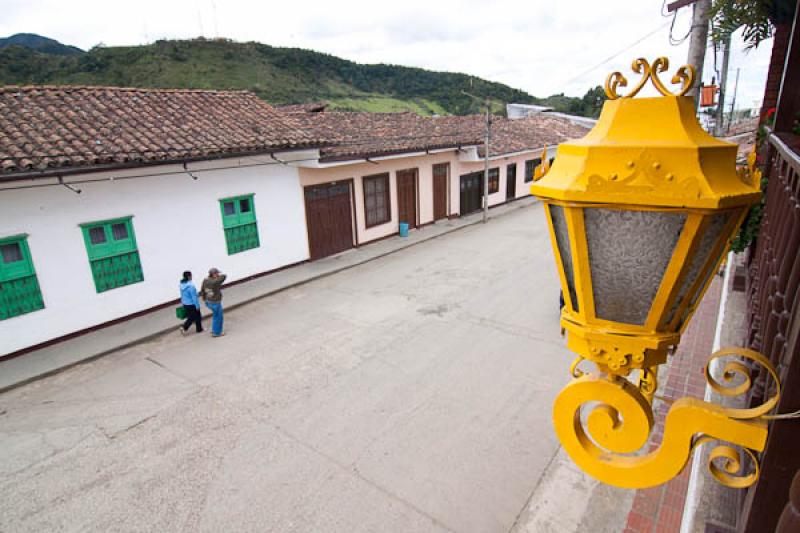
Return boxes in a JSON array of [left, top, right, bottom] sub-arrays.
[[759, 22, 792, 121]]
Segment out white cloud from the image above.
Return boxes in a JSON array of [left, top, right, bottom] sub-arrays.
[[0, 0, 773, 108]]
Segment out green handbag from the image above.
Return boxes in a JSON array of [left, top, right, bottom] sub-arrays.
[[175, 306, 187, 320]]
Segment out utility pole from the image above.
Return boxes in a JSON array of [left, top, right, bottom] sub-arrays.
[[727, 67, 740, 134], [483, 98, 491, 224], [462, 89, 494, 224], [683, 0, 712, 105], [715, 32, 732, 136]]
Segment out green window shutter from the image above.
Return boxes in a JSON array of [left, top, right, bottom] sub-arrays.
[[81, 217, 144, 293], [219, 195, 260, 255], [0, 235, 45, 320]]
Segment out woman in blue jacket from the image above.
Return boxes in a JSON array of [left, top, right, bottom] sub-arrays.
[[179, 271, 204, 334]]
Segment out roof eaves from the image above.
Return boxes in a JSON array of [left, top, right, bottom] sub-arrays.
[[0, 145, 322, 182]]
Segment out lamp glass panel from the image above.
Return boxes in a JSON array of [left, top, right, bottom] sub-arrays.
[[585, 208, 686, 325], [664, 211, 733, 327], [549, 204, 579, 312]]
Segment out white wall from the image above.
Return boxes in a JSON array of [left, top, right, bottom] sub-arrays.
[[0, 157, 309, 355]]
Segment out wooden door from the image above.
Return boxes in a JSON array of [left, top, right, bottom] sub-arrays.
[[433, 163, 448, 221], [396, 169, 418, 228], [459, 172, 483, 215], [506, 163, 517, 200], [304, 181, 354, 260]]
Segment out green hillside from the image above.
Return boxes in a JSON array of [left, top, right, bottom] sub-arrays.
[[0, 33, 83, 56], [0, 36, 602, 116]]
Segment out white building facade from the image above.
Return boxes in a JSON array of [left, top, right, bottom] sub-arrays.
[[0, 152, 315, 355]]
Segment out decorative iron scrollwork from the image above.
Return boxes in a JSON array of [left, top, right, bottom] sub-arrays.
[[604, 57, 696, 100], [552, 347, 780, 489]]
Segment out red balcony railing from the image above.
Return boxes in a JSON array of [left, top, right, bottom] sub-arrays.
[[741, 130, 800, 532]]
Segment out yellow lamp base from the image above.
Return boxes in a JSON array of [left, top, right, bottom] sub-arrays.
[[553, 347, 780, 489]]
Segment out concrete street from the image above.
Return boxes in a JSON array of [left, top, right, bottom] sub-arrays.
[[0, 203, 627, 532]]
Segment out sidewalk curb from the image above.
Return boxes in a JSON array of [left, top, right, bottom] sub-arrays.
[[0, 199, 536, 394]]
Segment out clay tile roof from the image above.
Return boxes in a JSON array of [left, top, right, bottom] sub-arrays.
[[481, 114, 593, 157], [0, 85, 323, 176], [291, 111, 480, 161], [292, 110, 591, 162], [277, 102, 329, 114]]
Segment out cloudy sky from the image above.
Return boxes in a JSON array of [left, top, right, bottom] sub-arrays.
[[1, 0, 773, 109]]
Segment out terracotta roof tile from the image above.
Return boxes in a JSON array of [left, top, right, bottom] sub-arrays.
[[0, 86, 593, 176], [291, 110, 591, 161], [0, 85, 322, 176]]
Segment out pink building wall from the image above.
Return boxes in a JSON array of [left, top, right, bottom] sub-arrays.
[[298, 148, 546, 246]]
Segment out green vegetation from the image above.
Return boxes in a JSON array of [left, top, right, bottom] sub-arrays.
[[327, 96, 449, 115], [710, 0, 796, 49], [539, 86, 607, 118], [0, 36, 603, 117], [0, 33, 83, 56]]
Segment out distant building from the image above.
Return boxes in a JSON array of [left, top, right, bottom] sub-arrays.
[[0, 86, 590, 356], [506, 103, 554, 118], [507, 103, 598, 129]]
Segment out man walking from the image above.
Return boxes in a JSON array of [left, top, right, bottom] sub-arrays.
[[201, 267, 227, 337]]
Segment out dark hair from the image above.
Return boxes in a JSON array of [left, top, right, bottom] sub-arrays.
[[181, 270, 192, 282]]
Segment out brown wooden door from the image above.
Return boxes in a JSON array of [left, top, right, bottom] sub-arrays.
[[506, 163, 517, 200], [304, 181, 354, 260], [460, 172, 483, 215], [433, 163, 448, 221], [397, 169, 417, 228]]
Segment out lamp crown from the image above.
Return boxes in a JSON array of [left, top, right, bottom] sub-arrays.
[[604, 57, 695, 100]]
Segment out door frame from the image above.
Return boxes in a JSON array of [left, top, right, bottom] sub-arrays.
[[506, 163, 517, 201], [301, 178, 357, 260], [459, 171, 483, 216], [432, 162, 450, 221], [396, 168, 419, 228]]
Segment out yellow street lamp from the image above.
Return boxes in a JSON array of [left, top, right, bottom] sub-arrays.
[[531, 57, 779, 489]]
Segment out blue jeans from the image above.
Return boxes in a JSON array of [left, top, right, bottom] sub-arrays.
[[206, 301, 224, 335]]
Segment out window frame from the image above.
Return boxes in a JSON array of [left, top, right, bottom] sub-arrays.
[[219, 194, 257, 229], [80, 216, 144, 293], [362, 173, 391, 228], [524, 158, 542, 183], [80, 217, 139, 261], [488, 167, 500, 194], [0, 233, 45, 319], [0, 234, 35, 282], [218, 194, 260, 255]]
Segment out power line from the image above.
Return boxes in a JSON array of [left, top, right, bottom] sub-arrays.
[[668, 6, 693, 45], [560, 20, 672, 88]]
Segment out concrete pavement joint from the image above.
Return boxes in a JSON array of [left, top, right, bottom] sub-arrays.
[[271, 422, 460, 533], [108, 414, 157, 440], [457, 312, 567, 348], [1, 428, 106, 478], [507, 445, 563, 533], [144, 355, 202, 387]]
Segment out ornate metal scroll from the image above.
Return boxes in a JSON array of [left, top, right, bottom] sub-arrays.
[[552, 347, 780, 489], [604, 57, 696, 100]]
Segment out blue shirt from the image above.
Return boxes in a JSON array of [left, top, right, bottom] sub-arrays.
[[180, 281, 201, 309]]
